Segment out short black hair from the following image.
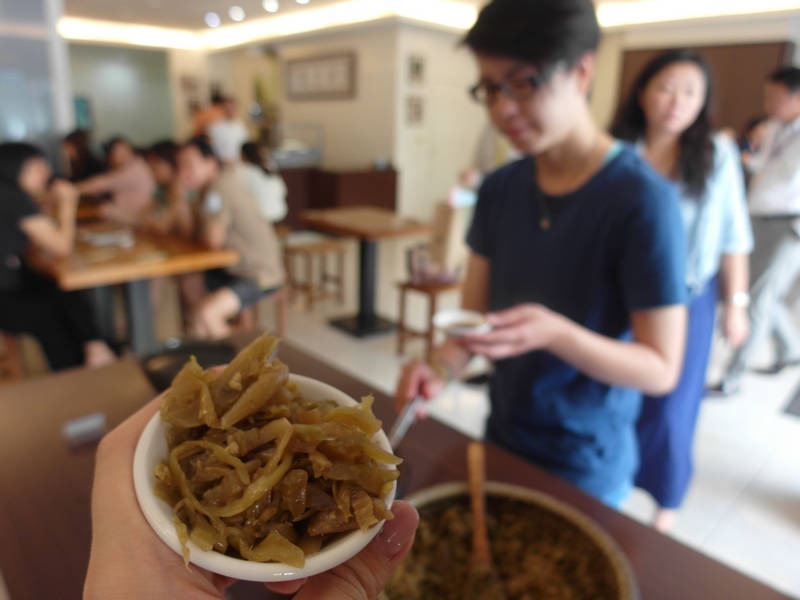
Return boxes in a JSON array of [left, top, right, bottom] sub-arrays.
[[147, 140, 179, 168], [102, 136, 131, 157], [183, 136, 219, 163], [768, 66, 800, 93], [463, 0, 600, 70], [0, 142, 46, 184]]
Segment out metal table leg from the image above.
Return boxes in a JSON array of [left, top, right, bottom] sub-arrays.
[[123, 279, 158, 355], [88, 285, 116, 344], [330, 238, 394, 338]]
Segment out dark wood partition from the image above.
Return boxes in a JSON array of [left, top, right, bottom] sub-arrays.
[[280, 166, 398, 229]]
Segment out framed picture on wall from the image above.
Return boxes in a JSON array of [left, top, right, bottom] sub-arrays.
[[408, 54, 425, 85], [286, 53, 357, 100], [406, 95, 424, 125]]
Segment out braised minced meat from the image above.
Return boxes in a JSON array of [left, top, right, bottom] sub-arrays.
[[383, 495, 621, 600]]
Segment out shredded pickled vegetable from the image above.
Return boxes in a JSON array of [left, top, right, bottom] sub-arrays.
[[155, 333, 400, 568]]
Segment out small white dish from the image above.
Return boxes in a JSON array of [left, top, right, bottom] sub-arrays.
[[433, 309, 491, 337], [133, 374, 397, 582]]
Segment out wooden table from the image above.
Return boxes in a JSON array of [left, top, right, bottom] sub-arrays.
[[0, 340, 792, 600], [29, 226, 240, 355], [301, 206, 430, 337]]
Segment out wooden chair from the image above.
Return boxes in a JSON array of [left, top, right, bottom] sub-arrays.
[[234, 287, 288, 337], [283, 237, 346, 311], [0, 331, 25, 383], [396, 201, 468, 361], [397, 280, 462, 362]]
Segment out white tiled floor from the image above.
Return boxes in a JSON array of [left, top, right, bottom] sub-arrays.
[[280, 293, 800, 599]]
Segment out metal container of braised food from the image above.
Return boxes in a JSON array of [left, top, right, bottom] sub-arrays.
[[382, 481, 639, 600]]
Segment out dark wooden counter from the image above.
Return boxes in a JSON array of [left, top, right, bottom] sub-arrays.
[[0, 341, 791, 600]]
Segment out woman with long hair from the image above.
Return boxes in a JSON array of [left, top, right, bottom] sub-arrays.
[[239, 141, 287, 223], [612, 50, 753, 530], [396, 0, 689, 508], [0, 142, 116, 370]]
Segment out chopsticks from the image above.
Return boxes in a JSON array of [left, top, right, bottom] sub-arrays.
[[388, 396, 423, 449]]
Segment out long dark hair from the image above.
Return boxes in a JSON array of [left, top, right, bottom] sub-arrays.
[[63, 129, 103, 180], [611, 49, 714, 198], [0, 142, 45, 186], [241, 142, 273, 175]]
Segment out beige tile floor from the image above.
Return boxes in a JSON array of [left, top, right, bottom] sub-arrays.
[[3, 238, 799, 598]]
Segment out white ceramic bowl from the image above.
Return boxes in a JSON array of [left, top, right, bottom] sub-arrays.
[[433, 309, 491, 337], [133, 374, 397, 582], [404, 481, 639, 600]]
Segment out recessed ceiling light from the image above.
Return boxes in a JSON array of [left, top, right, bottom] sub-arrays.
[[263, 0, 279, 12], [228, 5, 246, 21], [204, 11, 221, 27], [296, 0, 310, 5]]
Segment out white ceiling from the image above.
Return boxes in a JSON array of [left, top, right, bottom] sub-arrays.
[[63, 0, 486, 30]]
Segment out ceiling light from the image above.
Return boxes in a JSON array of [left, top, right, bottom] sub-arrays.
[[228, 6, 246, 21], [596, 0, 800, 27], [296, 0, 310, 5], [204, 11, 221, 27], [263, 0, 279, 13], [57, 17, 204, 49]]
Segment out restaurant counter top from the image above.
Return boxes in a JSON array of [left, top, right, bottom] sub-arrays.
[[0, 336, 792, 600]]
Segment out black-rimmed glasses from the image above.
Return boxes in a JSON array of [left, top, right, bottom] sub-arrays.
[[469, 69, 555, 105]]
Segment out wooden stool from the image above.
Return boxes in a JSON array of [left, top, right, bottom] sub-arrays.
[[235, 287, 288, 337], [397, 280, 462, 362], [284, 239, 346, 311], [0, 331, 25, 382]]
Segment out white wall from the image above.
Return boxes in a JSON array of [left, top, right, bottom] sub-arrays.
[[69, 43, 174, 147], [0, 0, 72, 154], [591, 12, 800, 129], [275, 23, 398, 171], [393, 22, 485, 220], [206, 46, 282, 143], [167, 48, 210, 141]]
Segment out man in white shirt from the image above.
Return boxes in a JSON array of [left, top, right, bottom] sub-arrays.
[[207, 96, 249, 164], [712, 66, 800, 395]]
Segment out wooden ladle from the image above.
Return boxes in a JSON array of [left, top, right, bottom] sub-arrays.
[[463, 441, 506, 600]]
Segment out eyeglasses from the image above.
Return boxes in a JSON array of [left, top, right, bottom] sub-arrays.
[[468, 68, 556, 105]]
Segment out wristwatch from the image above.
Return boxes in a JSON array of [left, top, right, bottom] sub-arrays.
[[728, 291, 750, 308]]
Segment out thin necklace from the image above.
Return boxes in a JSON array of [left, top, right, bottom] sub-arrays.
[[534, 133, 602, 231]]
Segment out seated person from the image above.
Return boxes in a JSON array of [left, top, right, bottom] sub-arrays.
[[239, 141, 288, 223], [176, 138, 285, 339], [61, 129, 105, 182], [76, 137, 155, 224], [0, 142, 116, 370], [143, 140, 194, 237]]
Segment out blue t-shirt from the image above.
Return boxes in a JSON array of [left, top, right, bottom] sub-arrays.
[[467, 145, 687, 502]]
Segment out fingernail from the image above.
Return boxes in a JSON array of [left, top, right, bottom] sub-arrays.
[[374, 503, 418, 559]]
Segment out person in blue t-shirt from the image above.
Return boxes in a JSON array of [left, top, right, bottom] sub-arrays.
[[395, 0, 688, 507]]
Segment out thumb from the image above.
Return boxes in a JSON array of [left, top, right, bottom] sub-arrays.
[[294, 501, 419, 600], [487, 304, 529, 327]]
